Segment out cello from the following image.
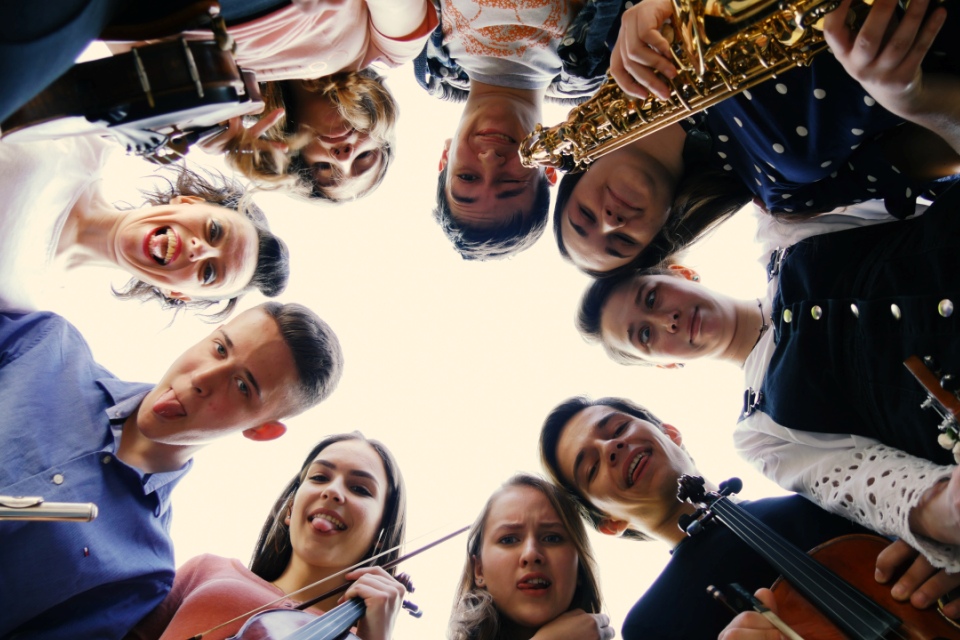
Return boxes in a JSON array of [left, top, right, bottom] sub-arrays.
[[677, 475, 960, 639]]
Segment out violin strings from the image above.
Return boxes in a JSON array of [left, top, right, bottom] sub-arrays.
[[285, 599, 366, 640], [712, 497, 906, 640]]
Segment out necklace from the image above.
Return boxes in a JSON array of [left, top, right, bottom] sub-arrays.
[[753, 298, 770, 349]]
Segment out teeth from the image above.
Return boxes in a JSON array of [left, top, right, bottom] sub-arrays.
[[522, 578, 550, 587], [164, 229, 176, 264], [310, 513, 346, 530], [628, 453, 645, 482]]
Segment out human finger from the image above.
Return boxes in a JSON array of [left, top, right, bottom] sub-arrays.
[[592, 612, 616, 640], [875, 539, 918, 584], [611, 46, 652, 100], [248, 108, 285, 138], [888, 552, 938, 603], [717, 611, 783, 640], [847, 0, 901, 67], [883, 1, 947, 75], [196, 117, 243, 154], [823, 0, 858, 54]]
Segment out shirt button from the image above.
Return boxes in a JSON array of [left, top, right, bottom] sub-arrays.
[[52, 473, 64, 485], [939, 299, 954, 318], [850, 303, 859, 318], [811, 305, 823, 320], [102, 455, 112, 465], [782, 309, 793, 323], [890, 304, 901, 320]]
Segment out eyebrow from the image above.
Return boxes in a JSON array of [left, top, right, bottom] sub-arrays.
[[451, 191, 477, 205], [496, 187, 526, 200], [569, 215, 587, 238], [313, 460, 381, 486], [218, 329, 262, 399]]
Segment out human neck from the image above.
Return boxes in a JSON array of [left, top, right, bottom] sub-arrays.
[[57, 185, 124, 270], [272, 558, 348, 612], [720, 298, 769, 367], [636, 476, 719, 548], [116, 409, 200, 474]]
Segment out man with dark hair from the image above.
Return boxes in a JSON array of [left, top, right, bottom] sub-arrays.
[[539, 395, 960, 639], [431, 0, 585, 260], [0, 302, 343, 639]]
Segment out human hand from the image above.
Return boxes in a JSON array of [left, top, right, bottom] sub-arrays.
[[823, 0, 947, 120], [908, 466, 960, 547], [717, 588, 784, 640], [531, 609, 615, 640], [610, 0, 679, 101], [343, 567, 405, 640], [875, 538, 960, 618], [197, 108, 288, 156]]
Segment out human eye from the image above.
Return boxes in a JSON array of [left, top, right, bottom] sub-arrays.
[[579, 206, 596, 223], [214, 340, 227, 357], [202, 262, 217, 286], [542, 532, 565, 543], [351, 484, 373, 497], [357, 151, 373, 161], [498, 534, 520, 544], [613, 420, 627, 436], [638, 326, 651, 346], [236, 378, 249, 397], [209, 220, 222, 242], [615, 233, 637, 246], [587, 461, 598, 484], [309, 473, 329, 483], [456, 174, 477, 183], [645, 288, 657, 309]]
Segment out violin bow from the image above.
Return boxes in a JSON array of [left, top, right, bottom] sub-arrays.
[[186, 525, 468, 640]]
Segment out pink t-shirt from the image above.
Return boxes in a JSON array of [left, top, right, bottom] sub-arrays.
[[191, 2, 439, 81], [126, 554, 308, 640]]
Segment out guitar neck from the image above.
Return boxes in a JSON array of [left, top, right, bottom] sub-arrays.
[[709, 497, 900, 640]]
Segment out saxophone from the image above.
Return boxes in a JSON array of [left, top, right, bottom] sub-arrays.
[[519, 0, 843, 171]]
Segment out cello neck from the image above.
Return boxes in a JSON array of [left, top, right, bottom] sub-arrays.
[[707, 495, 900, 640]]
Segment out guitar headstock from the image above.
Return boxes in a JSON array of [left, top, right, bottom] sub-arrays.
[[904, 355, 960, 462]]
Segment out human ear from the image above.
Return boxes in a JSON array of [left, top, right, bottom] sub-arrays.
[[661, 423, 683, 447], [439, 138, 451, 172], [667, 264, 700, 282], [545, 166, 558, 186], [598, 517, 629, 536], [655, 363, 684, 370], [243, 421, 287, 442], [162, 290, 193, 302], [169, 195, 205, 206], [472, 554, 485, 587]]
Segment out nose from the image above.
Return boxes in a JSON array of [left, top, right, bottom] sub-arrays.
[[190, 361, 230, 396], [519, 537, 544, 566], [188, 237, 217, 262], [332, 144, 354, 160], [658, 309, 680, 333], [322, 477, 346, 504], [600, 208, 627, 233], [478, 148, 505, 168], [602, 439, 626, 466]]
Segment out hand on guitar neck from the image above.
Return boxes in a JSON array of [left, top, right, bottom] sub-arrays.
[[719, 540, 960, 639], [196, 108, 289, 156]]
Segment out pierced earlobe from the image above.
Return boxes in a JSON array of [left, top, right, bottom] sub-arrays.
[[692, 275, 700, 282], [284, 514, 291, 526], [475, 577, 484, 586]]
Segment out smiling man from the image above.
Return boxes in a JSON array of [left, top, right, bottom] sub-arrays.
[[539, 396, 960, 639], [0, 302, 343, 639], [432, 0, 584, 260]]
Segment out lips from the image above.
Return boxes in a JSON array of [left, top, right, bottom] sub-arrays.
[[608, 185, 640, 211], [318, 129, 354, 143], [152, 388, 186, 420], [475, 129, 516, 144], [517, 573, 552, 594], [625, 449, 649, 487], [144, 227, 181, 266], [309, 510, 347, 533], [689, 306, 701, 345]]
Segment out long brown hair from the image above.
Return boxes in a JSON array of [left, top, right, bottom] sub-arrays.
[[447, 474, 603, 640]]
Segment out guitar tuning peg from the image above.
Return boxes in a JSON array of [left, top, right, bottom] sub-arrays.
[[940, 373, 959, 393], [923, 355, 940, 373]]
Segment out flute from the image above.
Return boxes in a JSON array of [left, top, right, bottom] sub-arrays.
[[0, 495, 98, 522]]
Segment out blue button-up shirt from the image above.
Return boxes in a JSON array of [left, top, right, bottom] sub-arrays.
[[0, 311, 191, 639]]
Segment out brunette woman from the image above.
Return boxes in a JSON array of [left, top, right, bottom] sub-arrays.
[[449, 474, 614, 640], [127, 432, 407, 640]]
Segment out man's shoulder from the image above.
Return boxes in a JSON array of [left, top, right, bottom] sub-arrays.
[[0, 311, 85, 360]]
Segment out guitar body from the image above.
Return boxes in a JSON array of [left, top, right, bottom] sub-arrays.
[[772, 534, 960, 639], [1, 39, 262, 160]]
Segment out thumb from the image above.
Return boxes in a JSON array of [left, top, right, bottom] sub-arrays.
[[754, 587, 777, 614]]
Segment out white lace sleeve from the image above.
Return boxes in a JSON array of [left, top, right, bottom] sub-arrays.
[[734, 414, 960, 571]]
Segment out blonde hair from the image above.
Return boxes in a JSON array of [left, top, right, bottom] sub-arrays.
[[225, 69, 398, 203], [447, 474, 603, 640]]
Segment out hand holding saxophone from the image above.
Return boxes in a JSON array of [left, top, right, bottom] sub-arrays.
[[824, 0, 959, 151], [610, 0, 679, 101]]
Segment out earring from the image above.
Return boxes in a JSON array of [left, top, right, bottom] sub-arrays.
[[283, 514, 291, 526], [475, 577, 484, 586], [692, 275, 700, 282]]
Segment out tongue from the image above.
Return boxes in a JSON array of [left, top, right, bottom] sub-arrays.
[[312, 517, 336, 533], [152, 388, 185, 419]]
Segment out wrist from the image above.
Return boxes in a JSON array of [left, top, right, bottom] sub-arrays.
[[909, 477, 950, 539]]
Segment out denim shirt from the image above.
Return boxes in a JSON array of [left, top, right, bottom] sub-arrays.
[[0, 311, 191, 639]]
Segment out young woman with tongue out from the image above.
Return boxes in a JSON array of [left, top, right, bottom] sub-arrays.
[[127, 432, 408, 640], [0, 136, 288, 320], [447, 474, 614, 640]]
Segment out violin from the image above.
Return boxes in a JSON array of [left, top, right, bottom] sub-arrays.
[[678, 475, 960, 639]]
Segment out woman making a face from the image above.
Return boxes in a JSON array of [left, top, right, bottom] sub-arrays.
[[0, 137, 287, 319], [449, 474, 614, 640], [127, 432, 407, 640]]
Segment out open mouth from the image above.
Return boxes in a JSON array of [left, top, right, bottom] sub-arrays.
[[309, 512, 347, 533], [476, 129, 516, 144], [517, 575, 552, 591], [626, 450, 648, 487], [145, 227, 180, 266]]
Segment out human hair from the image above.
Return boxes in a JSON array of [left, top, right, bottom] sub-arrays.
[[258, 302, 344, 416], [433, 166, 551, 260], [225, 69, 398, 203], [540, 397, 668, 542], [553, 167, 750, 277], [250, 432, 407, 582], [113, 166, 290, 322], [448, 473, 603, 640], [576, 266, 675, 366]]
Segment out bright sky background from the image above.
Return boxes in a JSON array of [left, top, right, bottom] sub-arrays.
[[32, 47, 790, 639]]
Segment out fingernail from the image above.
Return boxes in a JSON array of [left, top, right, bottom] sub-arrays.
[[875, 568, 887, 583], [913, 592, 930, 608], [891, 585, 907, 600]]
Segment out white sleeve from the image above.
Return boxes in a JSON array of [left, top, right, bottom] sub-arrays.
[[733, 413, 960, 571]]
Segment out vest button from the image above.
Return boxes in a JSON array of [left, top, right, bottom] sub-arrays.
[[890, 304, 901, 320], [939, 299, 954, 318], [811, 305, 823, 320], [782, 309, 793, 323], [850, 303, 859, 318]]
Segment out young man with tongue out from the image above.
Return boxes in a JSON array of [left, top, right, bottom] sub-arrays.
[[539, 396, 960, 639], [0, 302, 343, 640]]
